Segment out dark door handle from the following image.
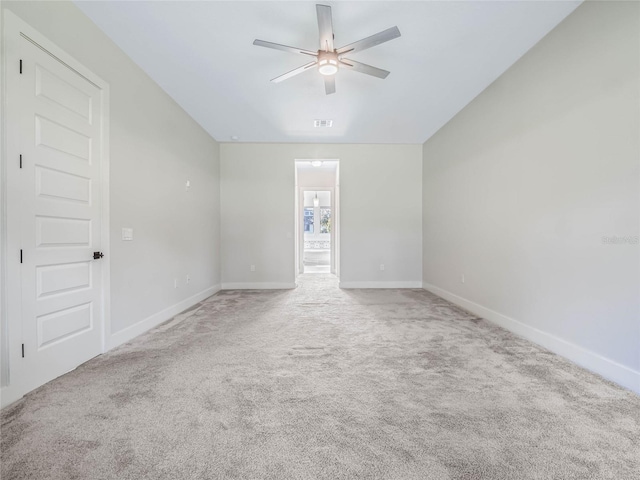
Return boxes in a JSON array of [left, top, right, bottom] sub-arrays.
[[93, 252, 104, 260]]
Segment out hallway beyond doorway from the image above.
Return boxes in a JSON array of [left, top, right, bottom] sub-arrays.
[[295, 159, 339, 278], [303, 249, 330, 273]]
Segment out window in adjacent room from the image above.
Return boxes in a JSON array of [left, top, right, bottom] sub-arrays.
[[304, 207, 314, 233]]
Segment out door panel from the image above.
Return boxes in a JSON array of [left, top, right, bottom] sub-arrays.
[[36, 166, 91, 204], [35, 64, 93, 121], [35, 116, 92, 162], [38, 302, 93, 348], [36, 261, 92, 298], [17, 34, 104, 391], [35, 216, 92, 247]]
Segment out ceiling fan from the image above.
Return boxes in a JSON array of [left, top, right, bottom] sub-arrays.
[[253, 4, 401, 95]]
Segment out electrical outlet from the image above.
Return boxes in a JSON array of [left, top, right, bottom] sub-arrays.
[[461, 273, 465, 284], [380, 264, 385, 271], [186, 275, 190, 285], [250, 265, 256, 272]]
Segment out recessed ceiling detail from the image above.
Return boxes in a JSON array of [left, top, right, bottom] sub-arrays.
[[74, 1, 582, 144]]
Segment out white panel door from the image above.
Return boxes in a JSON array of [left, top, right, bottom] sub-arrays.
[[14, 34, 105, 391]]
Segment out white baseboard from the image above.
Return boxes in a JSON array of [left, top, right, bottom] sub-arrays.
[[2, 285, 221, 409], [423, 283, 640, 395], [0, 384, 23, 409], [221, 282, 296, 290], [339, 281, 423, 289], [106, 284, 221, 351]]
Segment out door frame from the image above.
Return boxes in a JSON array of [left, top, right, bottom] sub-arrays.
[[0, 10, 111, 408], [297, 186, 337, 276]]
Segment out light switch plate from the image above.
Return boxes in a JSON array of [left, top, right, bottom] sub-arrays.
[[122, 227, 133, 241]]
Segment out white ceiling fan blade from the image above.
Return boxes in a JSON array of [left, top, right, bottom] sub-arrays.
[[271, 61, 318, 83], [340, 59, 390, 79], [336, 26, 401, 55], [253, 39, 317, 57], [324, 76, 336, 95], [316, 4, 334, 52]]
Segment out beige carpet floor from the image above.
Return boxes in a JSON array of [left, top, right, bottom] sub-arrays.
[[2, 275, 639, 479]]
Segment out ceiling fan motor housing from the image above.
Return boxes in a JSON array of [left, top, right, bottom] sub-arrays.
[[317, 51, 339, 76]]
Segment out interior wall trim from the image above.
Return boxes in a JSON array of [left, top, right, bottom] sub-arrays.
[[107, 284, 221, 351], [221, 282, 297, 290], [423, 282, 640, 395], [339, 281, 423, 289]]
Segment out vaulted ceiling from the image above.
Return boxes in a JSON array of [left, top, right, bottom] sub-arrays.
[[75, 1, 581, 144]]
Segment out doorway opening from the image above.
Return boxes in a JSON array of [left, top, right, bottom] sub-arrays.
[[294, 161, 339, 279], [303, 190, 332, 273]]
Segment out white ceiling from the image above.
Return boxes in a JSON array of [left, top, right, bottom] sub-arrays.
[[75, 1, 581, 144]]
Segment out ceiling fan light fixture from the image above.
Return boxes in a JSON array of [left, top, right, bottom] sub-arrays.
[[317, 52, 339, 76], [318, 61, 338, 76]]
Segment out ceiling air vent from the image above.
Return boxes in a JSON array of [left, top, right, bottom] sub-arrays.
[[314, 119, 333, 128]]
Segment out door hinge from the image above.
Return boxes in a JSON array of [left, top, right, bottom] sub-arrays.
[[21, 344, 25, 358], [20, 249, 23, 263], [19, 154, 22, 169], [19, 59, 22, 74]]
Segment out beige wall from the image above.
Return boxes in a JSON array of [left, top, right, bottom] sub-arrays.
[[2, 2, 221, 341], [221, 143, 422, 288], [422, 1, 639, 392]]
